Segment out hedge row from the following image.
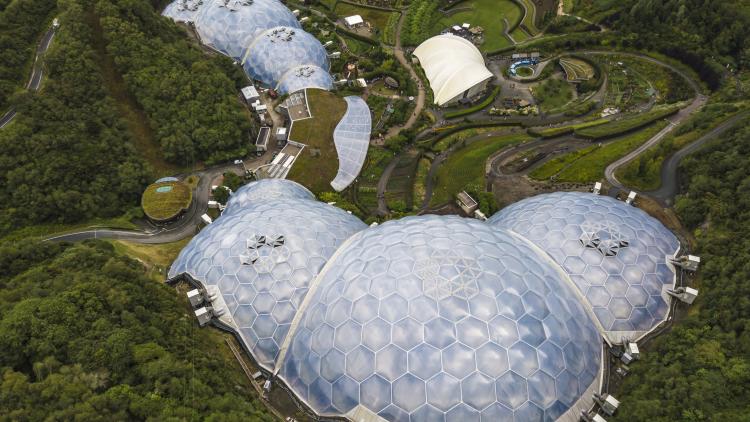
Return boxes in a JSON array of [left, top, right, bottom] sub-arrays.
[[443, 86, 501, 119], [575, 105, 682, 139]]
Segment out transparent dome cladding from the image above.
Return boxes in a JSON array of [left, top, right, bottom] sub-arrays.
[[162, 0, 333, 93], [278, 215, 602, 422], [168, 181, 682, 422]]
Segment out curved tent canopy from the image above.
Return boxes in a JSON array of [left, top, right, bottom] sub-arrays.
[[413, 34, 494, 106]]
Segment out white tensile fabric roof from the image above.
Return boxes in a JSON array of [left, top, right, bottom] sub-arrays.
[[413, 34, 494, 106]]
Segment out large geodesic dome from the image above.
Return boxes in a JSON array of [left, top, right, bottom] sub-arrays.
[[168, 182, 366, 369], [242, 26, 331, 92], [162, 0, 334, 94], [488, 192, 680, 344], [170, 184, 683, 422], [194, 0, 301, 59], [277, 216, 602, 421]]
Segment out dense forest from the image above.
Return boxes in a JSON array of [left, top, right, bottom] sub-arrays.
[[0, 0, 57, 110], [613, 119, 750, 420], [0, 0, 149, 232], [95, 0, 252, 165], [574, 0, 750, 89], [0, 240, 275, 420]]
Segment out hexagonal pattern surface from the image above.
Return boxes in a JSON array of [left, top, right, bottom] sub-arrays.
[[163, 0, 334, 94], [242, 26, 331, 93], [279, 216, 601, 421], [168, 180, 366, 370], [488, 192, 680, 342], [195, 0, 302, 59], [224, 179, 314, 213]]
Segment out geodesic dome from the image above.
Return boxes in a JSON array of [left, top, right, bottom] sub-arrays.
[[162, 0, 204, 23], [277, 216, 602, 422], [194, 0, 301, 59], [242, 26, 330, 92], [488, 192, 680, 344], [277, 65, 335, 95], [224, 179, 314, 214], [169, 182, 366, 370]]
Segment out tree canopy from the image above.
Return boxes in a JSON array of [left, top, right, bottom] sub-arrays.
[[0, 240, 275, 421]]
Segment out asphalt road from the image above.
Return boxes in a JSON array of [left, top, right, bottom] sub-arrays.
[[0, 22, 57, 129], [630, 110, 749, 204], [46, 162, 245, 244]]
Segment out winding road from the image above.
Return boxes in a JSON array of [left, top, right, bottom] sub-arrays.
[[0, 20, 57, 129]]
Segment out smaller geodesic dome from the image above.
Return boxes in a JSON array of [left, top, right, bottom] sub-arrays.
[[242, 26, 330, 92], [276, 215, 602, 421], [277, 65, 335, 95], [488, 192, 680, 344], [224, 179, 314, 214], [162, 0, 204, 22], [169, 181, 366, 370], [194, 0, 302, 59]]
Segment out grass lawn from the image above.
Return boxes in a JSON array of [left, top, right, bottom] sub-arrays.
[[334, 2, 398, 32], [532, 78, 575, 112], [141, 181, 192, 221], [510, 27, 530, 43], [287, 89, 348, 193], [430, 133, 531, 205], [432, 0, 521, 52], [529, 145, 599, 180], [517, 0, 540, 35], [554, 121, 669, 183], [113, 238, 191, 281], [528, 118, 609, 138]]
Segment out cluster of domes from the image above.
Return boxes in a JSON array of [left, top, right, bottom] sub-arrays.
[[169, 180, 680, 421], [163, 0, 333, 93]]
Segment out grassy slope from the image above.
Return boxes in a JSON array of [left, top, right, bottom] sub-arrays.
[[431, 133, 531, 205], [333, 2, 397, 31], [556, 121, 669, 182], [432, 0, 521, 51], [287, 89, 348, 193]]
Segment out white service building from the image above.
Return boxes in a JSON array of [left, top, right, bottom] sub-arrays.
[[413, 34, 494, 106]]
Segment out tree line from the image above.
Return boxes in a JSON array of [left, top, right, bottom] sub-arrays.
[[0, 0, 57, 110], [95, 0, 252, 165], [613, 118, 750, 420], [0, 0, 150, 233], [0, 239, 276, 420]]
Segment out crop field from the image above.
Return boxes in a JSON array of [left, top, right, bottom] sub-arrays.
[[287, 89, 348, 193], [559, 57, 595, 81], [432, 0, 521, 52], [575, 104, 681, 139]]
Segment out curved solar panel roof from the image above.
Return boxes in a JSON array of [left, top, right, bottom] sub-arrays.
[[224, 179, 314, 215], [330, 96, 371, 192], [242, 26, 330, 93], [277, 65, 335, 95], [488, 192, 680, 344], [194, 0, 301, 59], [154, 176, 180, 183], [277, 215, 601, 421], [169, 182, 366, 370]]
